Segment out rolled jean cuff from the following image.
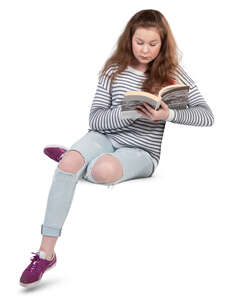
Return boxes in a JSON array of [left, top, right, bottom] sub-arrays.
[[41, 224, 62, 237]]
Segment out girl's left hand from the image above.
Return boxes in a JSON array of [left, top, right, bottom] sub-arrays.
[[136, 101, 170, 123]]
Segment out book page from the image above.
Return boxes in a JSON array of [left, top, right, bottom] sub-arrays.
[[162, 88, 189, 109]]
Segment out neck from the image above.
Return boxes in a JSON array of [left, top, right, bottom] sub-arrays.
[[130, 63, 148, 73]]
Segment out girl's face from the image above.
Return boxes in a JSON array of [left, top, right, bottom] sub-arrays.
[[131, 27, 162, 70]]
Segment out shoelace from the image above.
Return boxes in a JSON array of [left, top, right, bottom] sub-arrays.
[[26, 252, 44, 272]]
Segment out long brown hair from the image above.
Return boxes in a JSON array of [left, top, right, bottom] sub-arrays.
[[98, 9, 182, 95]]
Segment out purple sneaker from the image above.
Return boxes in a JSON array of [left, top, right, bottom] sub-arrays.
[[19, 250, 57, 288], [43, 145, 68, 162]]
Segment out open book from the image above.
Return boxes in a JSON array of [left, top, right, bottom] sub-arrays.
[[120, 84, 189, 120]]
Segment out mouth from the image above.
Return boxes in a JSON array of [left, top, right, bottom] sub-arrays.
[[140, 56, 149, 60]]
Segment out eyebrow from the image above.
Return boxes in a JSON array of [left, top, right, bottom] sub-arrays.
[[136, 37, 160, 42]]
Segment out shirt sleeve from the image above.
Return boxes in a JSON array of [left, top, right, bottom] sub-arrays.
[[88, 65, 135, 132], [166, 109, 175, 121], [168, 65, 215, 126]]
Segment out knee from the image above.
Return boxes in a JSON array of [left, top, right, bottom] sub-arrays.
[[91, 154, 123, 183], [58, 150, 85, 174]]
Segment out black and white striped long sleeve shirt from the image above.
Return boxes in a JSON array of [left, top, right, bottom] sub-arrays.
[[88, 64, 214, 168]]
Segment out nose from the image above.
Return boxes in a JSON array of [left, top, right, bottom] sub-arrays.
[[141, 45, 149, 54]]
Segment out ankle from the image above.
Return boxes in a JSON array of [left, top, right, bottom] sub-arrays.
[[46, 253, 54, 261], [39, 248, 54, 260]]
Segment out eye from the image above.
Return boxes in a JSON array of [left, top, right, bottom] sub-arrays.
[[136, 42, 157, 47]]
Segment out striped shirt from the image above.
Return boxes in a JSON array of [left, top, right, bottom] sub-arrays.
[[88, 64, 214, 168]]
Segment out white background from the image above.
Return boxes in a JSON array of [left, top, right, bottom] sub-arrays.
[[0, 0, 230, 299]]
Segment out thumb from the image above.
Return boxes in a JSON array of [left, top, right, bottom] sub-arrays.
[[160, 100, 168, 110]]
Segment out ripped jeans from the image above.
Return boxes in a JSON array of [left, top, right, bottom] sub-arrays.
[[41, 131, 155, 237]]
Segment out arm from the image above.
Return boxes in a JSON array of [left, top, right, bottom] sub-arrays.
[[167, 66, 215, 126], [89, 67, 135, 132]]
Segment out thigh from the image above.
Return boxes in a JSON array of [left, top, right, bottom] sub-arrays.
[[84, 146, 155, 185], [69, 131, 115, 165]]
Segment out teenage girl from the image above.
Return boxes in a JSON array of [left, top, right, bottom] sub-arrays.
[[19, 9, 214, 288]]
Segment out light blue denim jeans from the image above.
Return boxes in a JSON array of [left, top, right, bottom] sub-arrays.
[[41, 131, 155, 237]]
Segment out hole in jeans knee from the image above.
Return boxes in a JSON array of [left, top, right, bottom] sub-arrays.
[[58, 150, 85, 173], [91, 155, 123, 183]]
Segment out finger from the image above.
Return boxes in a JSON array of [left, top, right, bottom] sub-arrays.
[[160, 101, 168, 110], [143, 102, 153, 112], [136, 108, 151, 119], [136, 108, 145, 115], [160, 100, 168, 107], [137, 105, 148, 114]]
